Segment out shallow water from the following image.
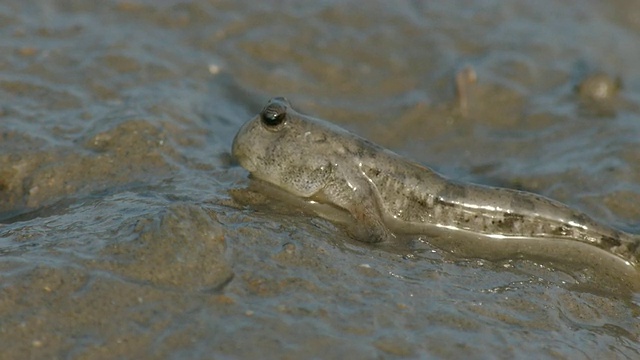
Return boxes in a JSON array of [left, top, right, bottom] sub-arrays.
[[1, 0, 640, 358]]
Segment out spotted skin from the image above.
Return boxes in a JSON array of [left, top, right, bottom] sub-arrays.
[[232, 97, 640, 265]]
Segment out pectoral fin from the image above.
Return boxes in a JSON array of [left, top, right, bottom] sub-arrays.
[[318, 175, 395, 243]]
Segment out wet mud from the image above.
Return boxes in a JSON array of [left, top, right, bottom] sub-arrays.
[[1, 1, 640, 358]]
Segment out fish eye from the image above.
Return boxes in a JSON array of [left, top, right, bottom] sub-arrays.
[[260, 98, 288, 128]]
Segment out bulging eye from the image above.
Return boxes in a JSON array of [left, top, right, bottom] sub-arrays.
[[260, 98, 288, 128]]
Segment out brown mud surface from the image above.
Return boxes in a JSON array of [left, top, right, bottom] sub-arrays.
[[1, 1, 640, 358]]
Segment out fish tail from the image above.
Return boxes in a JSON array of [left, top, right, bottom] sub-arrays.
[[621, 234, 640, 267]]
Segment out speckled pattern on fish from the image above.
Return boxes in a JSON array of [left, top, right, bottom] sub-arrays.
[[233, 97, 640, 266]]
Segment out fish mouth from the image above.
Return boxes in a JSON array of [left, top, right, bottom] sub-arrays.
[[240, 157, 257, 173], [231, 147, 256, 173], [231, 133, 251, 171], [230, 131, 242, 159]]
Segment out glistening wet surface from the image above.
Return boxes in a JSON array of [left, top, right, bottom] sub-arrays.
[[1, 1, 640, 358]]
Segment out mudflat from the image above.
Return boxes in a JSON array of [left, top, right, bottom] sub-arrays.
[[1, 1, 640, 358]]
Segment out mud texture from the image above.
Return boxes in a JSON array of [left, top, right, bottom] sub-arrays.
[[1, 1, 640, 359]]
